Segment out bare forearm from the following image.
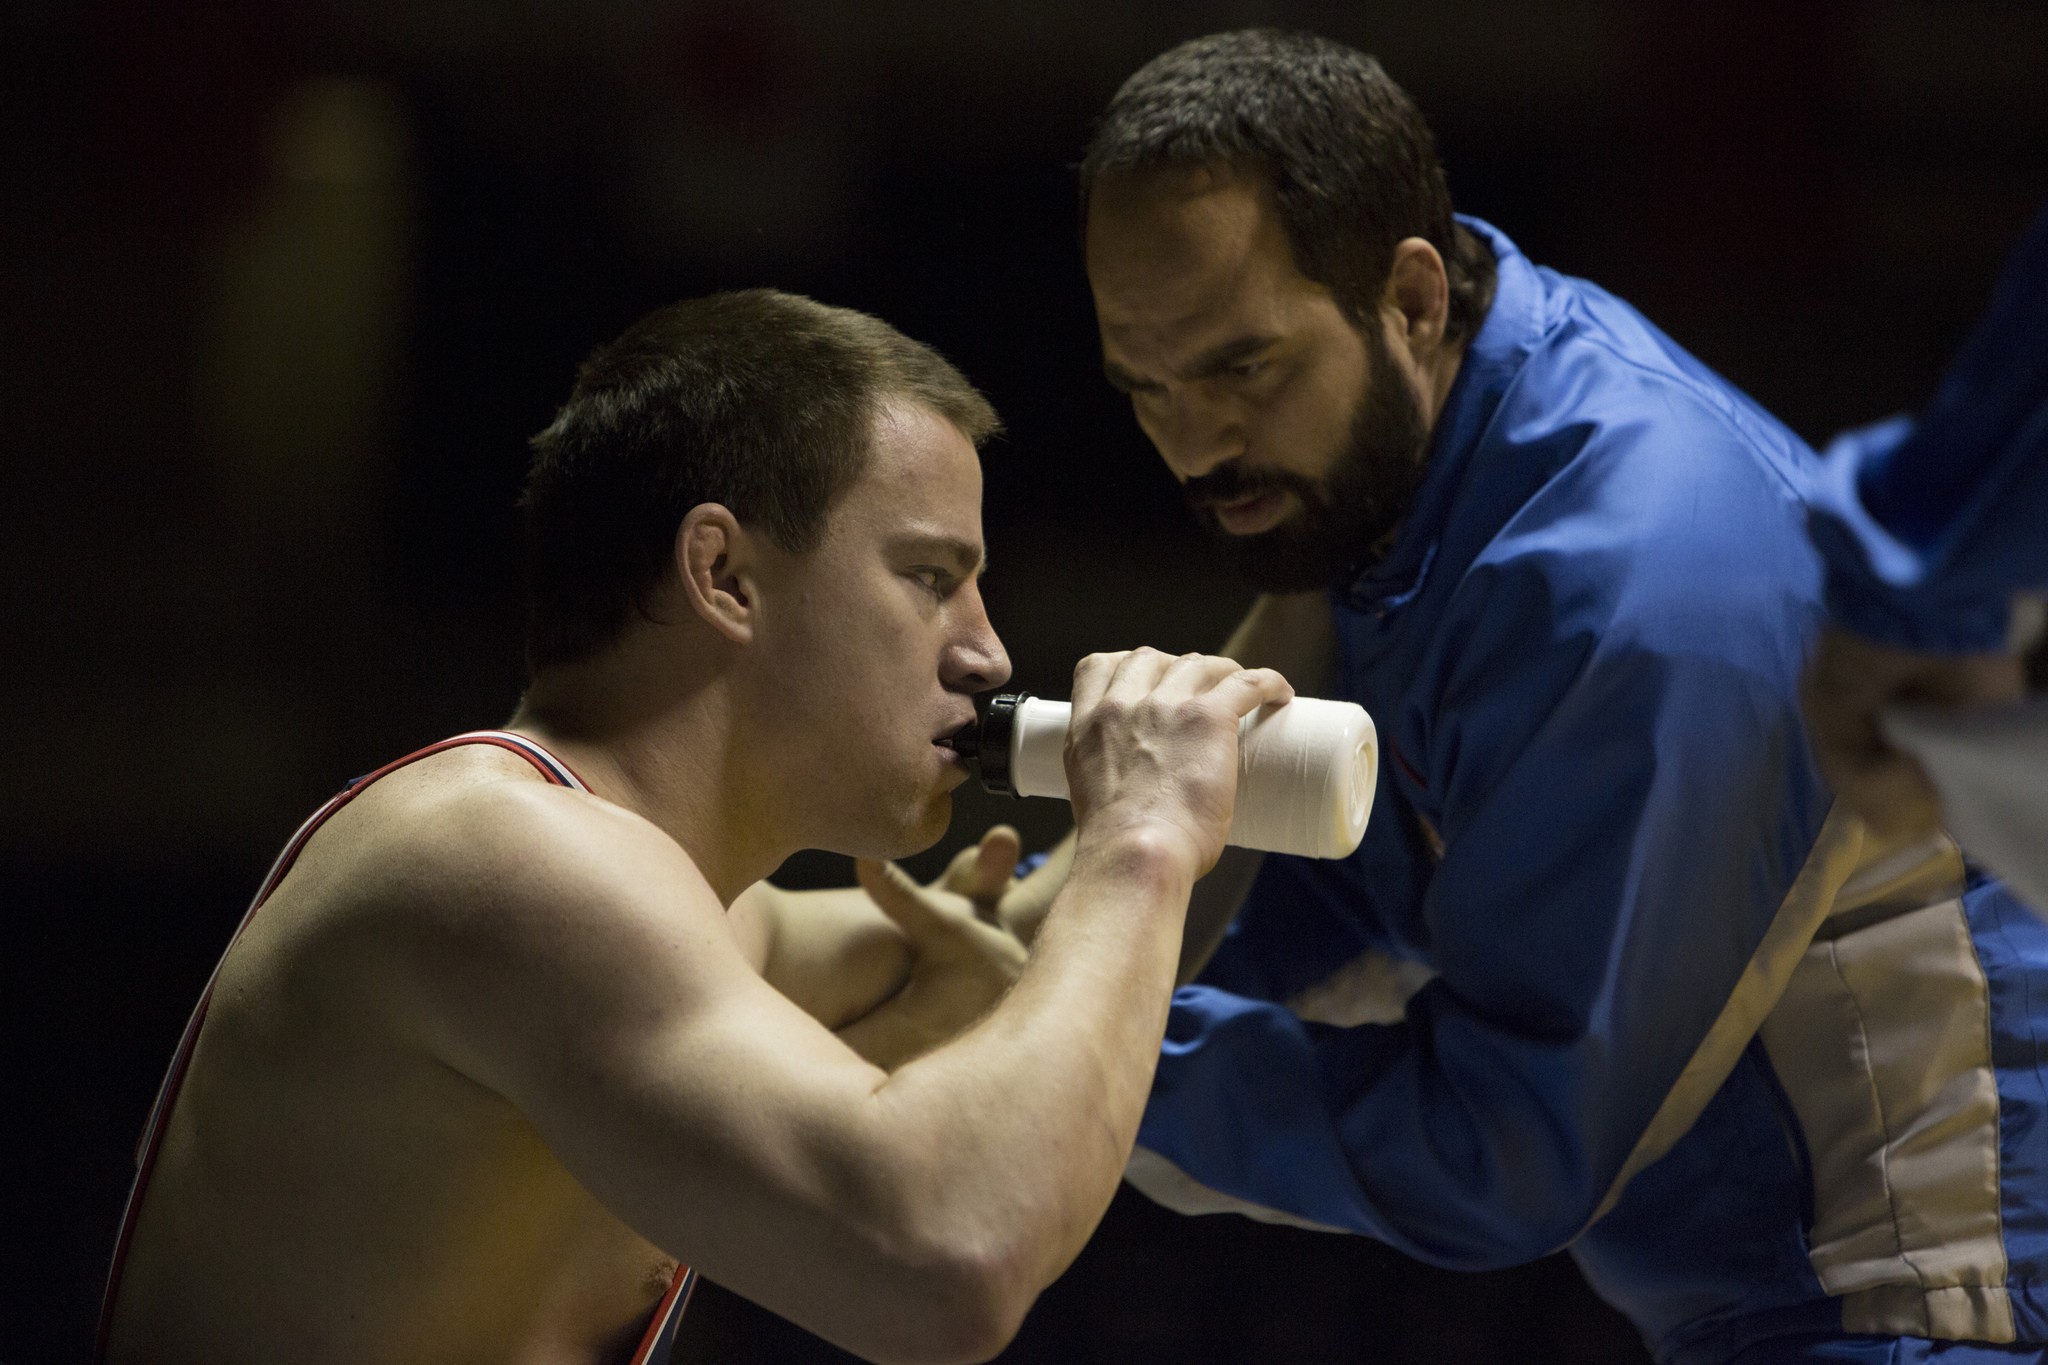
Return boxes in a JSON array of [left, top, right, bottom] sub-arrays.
[[738, 882, 914, 1029], [872, 834, 1192, 1288], [1000, 831, 1073, 946], [1008, 822, 1258, 985], [616, 651, 1288, 1358]]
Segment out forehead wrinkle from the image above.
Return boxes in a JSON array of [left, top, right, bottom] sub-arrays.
[[1091, 161, 1335, 353], [1096, 247, 1317, 396], [1099, 278, 1296, 383], [1091, 166, 1266, 281], [1094, 254, 1257, 337]]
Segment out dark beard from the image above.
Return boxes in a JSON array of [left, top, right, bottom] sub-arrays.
[[1184, 330, 1432, 593]]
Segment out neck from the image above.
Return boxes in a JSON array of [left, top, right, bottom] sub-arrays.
[[506, 635, 791, 907], [1420, 331, 1470, 429]]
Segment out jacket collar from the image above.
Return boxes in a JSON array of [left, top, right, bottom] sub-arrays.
[[1340, 216, 1546, 613]]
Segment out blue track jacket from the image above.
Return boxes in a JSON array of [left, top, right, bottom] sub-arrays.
[[1131, 219, 2048, 1364], [1808, 202, 2048, 652]]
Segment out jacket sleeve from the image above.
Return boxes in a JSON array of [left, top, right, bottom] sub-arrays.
[[1808, 201, 2048, 652], [1136, 421, 1833, 1269]]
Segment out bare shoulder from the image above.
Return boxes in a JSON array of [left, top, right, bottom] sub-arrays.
[[306, 747, 712, 937], [394, 755, 707, 914], [291, 747, 750, 1079]]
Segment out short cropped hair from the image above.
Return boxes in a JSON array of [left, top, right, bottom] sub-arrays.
[[1080, 29, 1496, 344], [521, 289, 1000, 671]]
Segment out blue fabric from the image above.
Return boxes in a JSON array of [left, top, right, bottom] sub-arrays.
[[1728, 1338, 2048, 1364], [1965, 882, 2048, 1340], [1134, 219, 1939, 1361], [1807, 203, 2048, 651], [1575, 1041, 1832, 1365], [1140, 214, 1830, 1262]]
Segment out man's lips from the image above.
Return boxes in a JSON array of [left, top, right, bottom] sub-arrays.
[[932, 741, 971, 782], [1207, 489, 1292, 536], [933, 717, 977, 767]]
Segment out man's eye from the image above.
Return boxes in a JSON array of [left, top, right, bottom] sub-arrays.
[[1229, 360, 1265, 380], [911, 568, 947, 594]]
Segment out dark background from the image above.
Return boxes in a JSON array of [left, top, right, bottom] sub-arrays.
[[5, 3, 2045, 1361]]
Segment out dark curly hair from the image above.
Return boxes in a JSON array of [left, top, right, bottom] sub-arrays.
[[1081, 30, 1495, 343]]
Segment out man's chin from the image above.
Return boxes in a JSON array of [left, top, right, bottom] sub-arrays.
[[904, 790, 954, 856], [839, 790, 954, 863]]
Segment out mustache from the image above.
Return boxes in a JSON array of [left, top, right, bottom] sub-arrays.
[[1183, 462, 1319, 513]]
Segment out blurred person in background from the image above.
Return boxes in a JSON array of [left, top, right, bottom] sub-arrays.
[[1803, 201, 2048, 914]]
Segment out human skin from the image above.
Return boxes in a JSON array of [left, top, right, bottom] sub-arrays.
[[1086, 162, 1463, 540], [1800, 624, 2025, 840], [728, 825, 1031, 1069], [996, 162, 1471, 955], [104, 398, 1291, 1365]]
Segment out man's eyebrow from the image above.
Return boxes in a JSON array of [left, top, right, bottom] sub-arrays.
[[896, 532, 988, 576], [1103, 335, 1280, 393], [1102, 357, 1155, 394], [1184, 334, 1279, 381]]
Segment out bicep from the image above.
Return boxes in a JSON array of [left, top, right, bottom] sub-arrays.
[[395, 796, 900, 1280], [750, 883, 912, 1030], [522, 952, 898, 1278]]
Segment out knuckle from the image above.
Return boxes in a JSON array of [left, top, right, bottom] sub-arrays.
[[1093, 695, 1131, 724]]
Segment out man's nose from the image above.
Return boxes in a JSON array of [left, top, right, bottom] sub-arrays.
[[1153, 389, 1244, 482], [945, 586, 1012, 693]]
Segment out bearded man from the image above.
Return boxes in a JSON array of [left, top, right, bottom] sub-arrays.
[[979, 31, 2048, 1365], [1803, 201, 2048, 914]]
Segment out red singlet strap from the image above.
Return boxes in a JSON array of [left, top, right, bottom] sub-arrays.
[[96, 732, 693, 1363]]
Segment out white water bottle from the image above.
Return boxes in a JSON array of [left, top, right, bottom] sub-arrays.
[[966, 693, 1378, 859]]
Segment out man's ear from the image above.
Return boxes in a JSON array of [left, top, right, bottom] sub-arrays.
[[1381, 237, 1450, 360], [675, 504, 759, 644]]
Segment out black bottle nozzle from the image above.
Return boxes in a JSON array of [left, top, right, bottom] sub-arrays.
[[956, 693, 1030, 796]]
